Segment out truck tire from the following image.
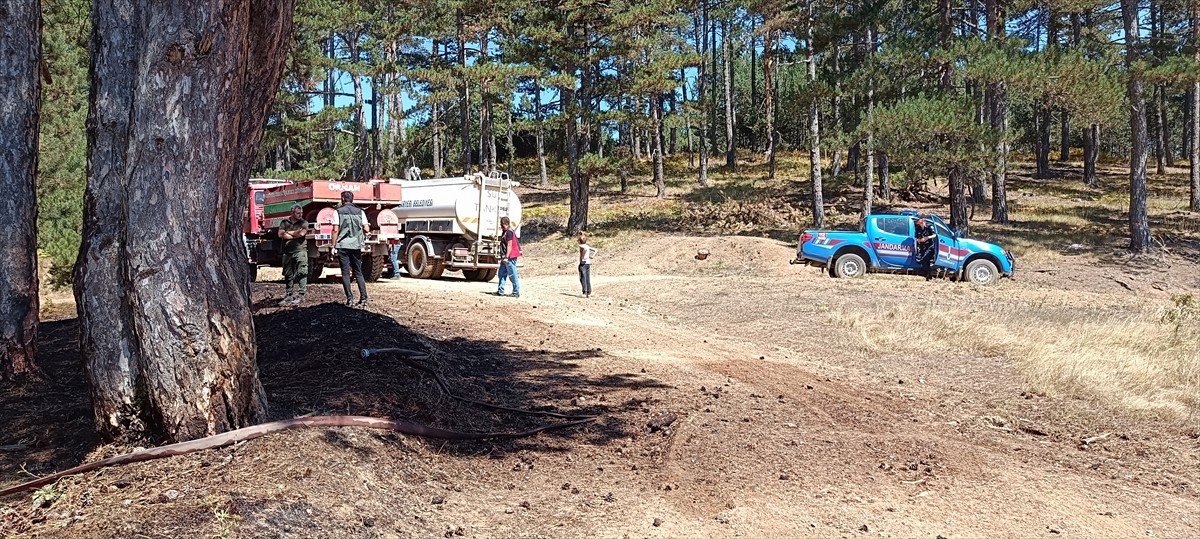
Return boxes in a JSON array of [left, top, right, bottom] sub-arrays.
[[307, 260, 325, 283], [405, 241, 437, 279], [364, 253, 387, 282], [430, 259, 446, 279], [964, 258, 999, 286], [832, 253, 866, 279], [462, 268, 498, 282]]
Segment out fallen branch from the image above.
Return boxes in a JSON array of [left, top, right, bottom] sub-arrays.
[[0, 414, 594, 499], [2, 346, 600, 499]]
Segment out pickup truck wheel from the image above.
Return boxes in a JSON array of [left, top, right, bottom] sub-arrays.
[[833, 253, 867, 279], [405, 241, 436, 279], [964, 258, 999, 285]]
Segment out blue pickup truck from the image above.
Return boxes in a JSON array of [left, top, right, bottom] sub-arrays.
[[790, 211, 1014, 285]]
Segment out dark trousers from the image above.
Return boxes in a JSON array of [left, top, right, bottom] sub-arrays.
[[578, 263, 592, 295], [916, 249, 935, 280], [338, 250, 368, 300], [282, 251, 308, 297]]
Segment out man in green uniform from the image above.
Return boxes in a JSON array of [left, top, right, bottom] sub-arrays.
[[279, 204, 309, 305]]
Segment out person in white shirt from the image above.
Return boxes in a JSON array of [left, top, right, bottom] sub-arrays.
[[577, 232, 597, 298]]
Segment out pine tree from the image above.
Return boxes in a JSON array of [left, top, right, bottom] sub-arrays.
[[78, 0, 293, 442], [0, 0, 43, 381]]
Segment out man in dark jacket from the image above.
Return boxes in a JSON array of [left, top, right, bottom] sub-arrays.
[[914, 216, 938, 281], [332, 190, 371, 306]]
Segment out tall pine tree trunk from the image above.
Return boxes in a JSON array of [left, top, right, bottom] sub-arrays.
[[762, 30, 776, 181], [564, 25, 586, 235], [807, 2, 824, 228], [1084, 124, 1100, 188], [723, 18, 736, 170], [986, 0, 1008, 223], [878, 151, 890, 200], [78, 0, 292, 442], [456, 11, 470, 173], [1154, 85, 1167, 174], [0, 0, 41, 381], [1036, 103, 1051, 177], [1059, 110, 1070, 161], [941, 0, 968, 233], [1121, 0, 1151, 253], [694, 8, 709, 186], [1192, 1, 1200, 211], [652, 94, 666, 198], [535, 78, 548, 187], [860, 26, 875, 229], [431, 41, 443, 177]]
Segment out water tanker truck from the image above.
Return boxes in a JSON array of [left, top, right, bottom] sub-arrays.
[[245, 178, 401, 282], [389, 172, 521, 282]]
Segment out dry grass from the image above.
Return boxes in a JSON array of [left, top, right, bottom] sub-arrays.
[[518, 152, 1200, 426], [835, 293, 1200, 426]]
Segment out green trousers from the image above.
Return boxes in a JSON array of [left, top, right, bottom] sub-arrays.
[[282, 251, 309, 297]]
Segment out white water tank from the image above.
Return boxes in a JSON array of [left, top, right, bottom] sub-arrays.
[[389, 175, 521, 238]]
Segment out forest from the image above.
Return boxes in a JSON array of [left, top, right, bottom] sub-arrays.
[[25, 0, 1199, 281], [2, 0, 1199, 436]]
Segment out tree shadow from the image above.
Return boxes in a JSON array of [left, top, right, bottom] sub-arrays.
[[1, 298, 665, 492], [255, 301, 658, 455]]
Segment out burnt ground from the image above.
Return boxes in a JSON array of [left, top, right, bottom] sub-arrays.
[[3, 231, 1200, 539]]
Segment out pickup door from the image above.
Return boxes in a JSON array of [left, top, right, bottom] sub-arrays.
[[868, 216, 917, 269], [931, 220, 964, 270]]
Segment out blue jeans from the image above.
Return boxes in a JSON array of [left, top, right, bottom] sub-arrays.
[[497, 259, 520, 295], [389, 244, 401, 278]]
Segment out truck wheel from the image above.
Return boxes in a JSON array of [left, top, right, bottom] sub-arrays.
[[364, 253, 387, 282], [462, 268, 497, 282], [307, 260, 325, 283], [430, 260, 446, 279], [405, 241, 437, 279], [832, 253, 866, 279], [964, 258, 999, 285]]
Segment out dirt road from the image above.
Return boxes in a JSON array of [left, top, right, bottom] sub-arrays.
[[4, 234, 1199, 538]]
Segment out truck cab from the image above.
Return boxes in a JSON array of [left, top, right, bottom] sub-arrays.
[[792, 211, 1015, 285]]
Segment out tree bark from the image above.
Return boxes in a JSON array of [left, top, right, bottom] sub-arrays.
[[0, 0, 42, 381], [986, 0, 1008, 223], [1036, 103, 1051, 177], [723, 18, 736, 170], [77, 0, 291, 443], [1084, 124, 1100, 188], [1059, 109, 1070, 161], [878, 151, 890, 200], [1154, 85, 1167, 174], [456, 10, 471, 173], [652, 93, 666, 198], [535, 78, 548, 187], [694, 8, 709, 186], [1193, 0, 1200, 211], [860, 26, 875, 230], [941, 0, 968, 234], [807, 2, 824, 228], [564, 25, 586, 235], [431, 40, 443, 177], [1121, 0, 1152, 253]]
